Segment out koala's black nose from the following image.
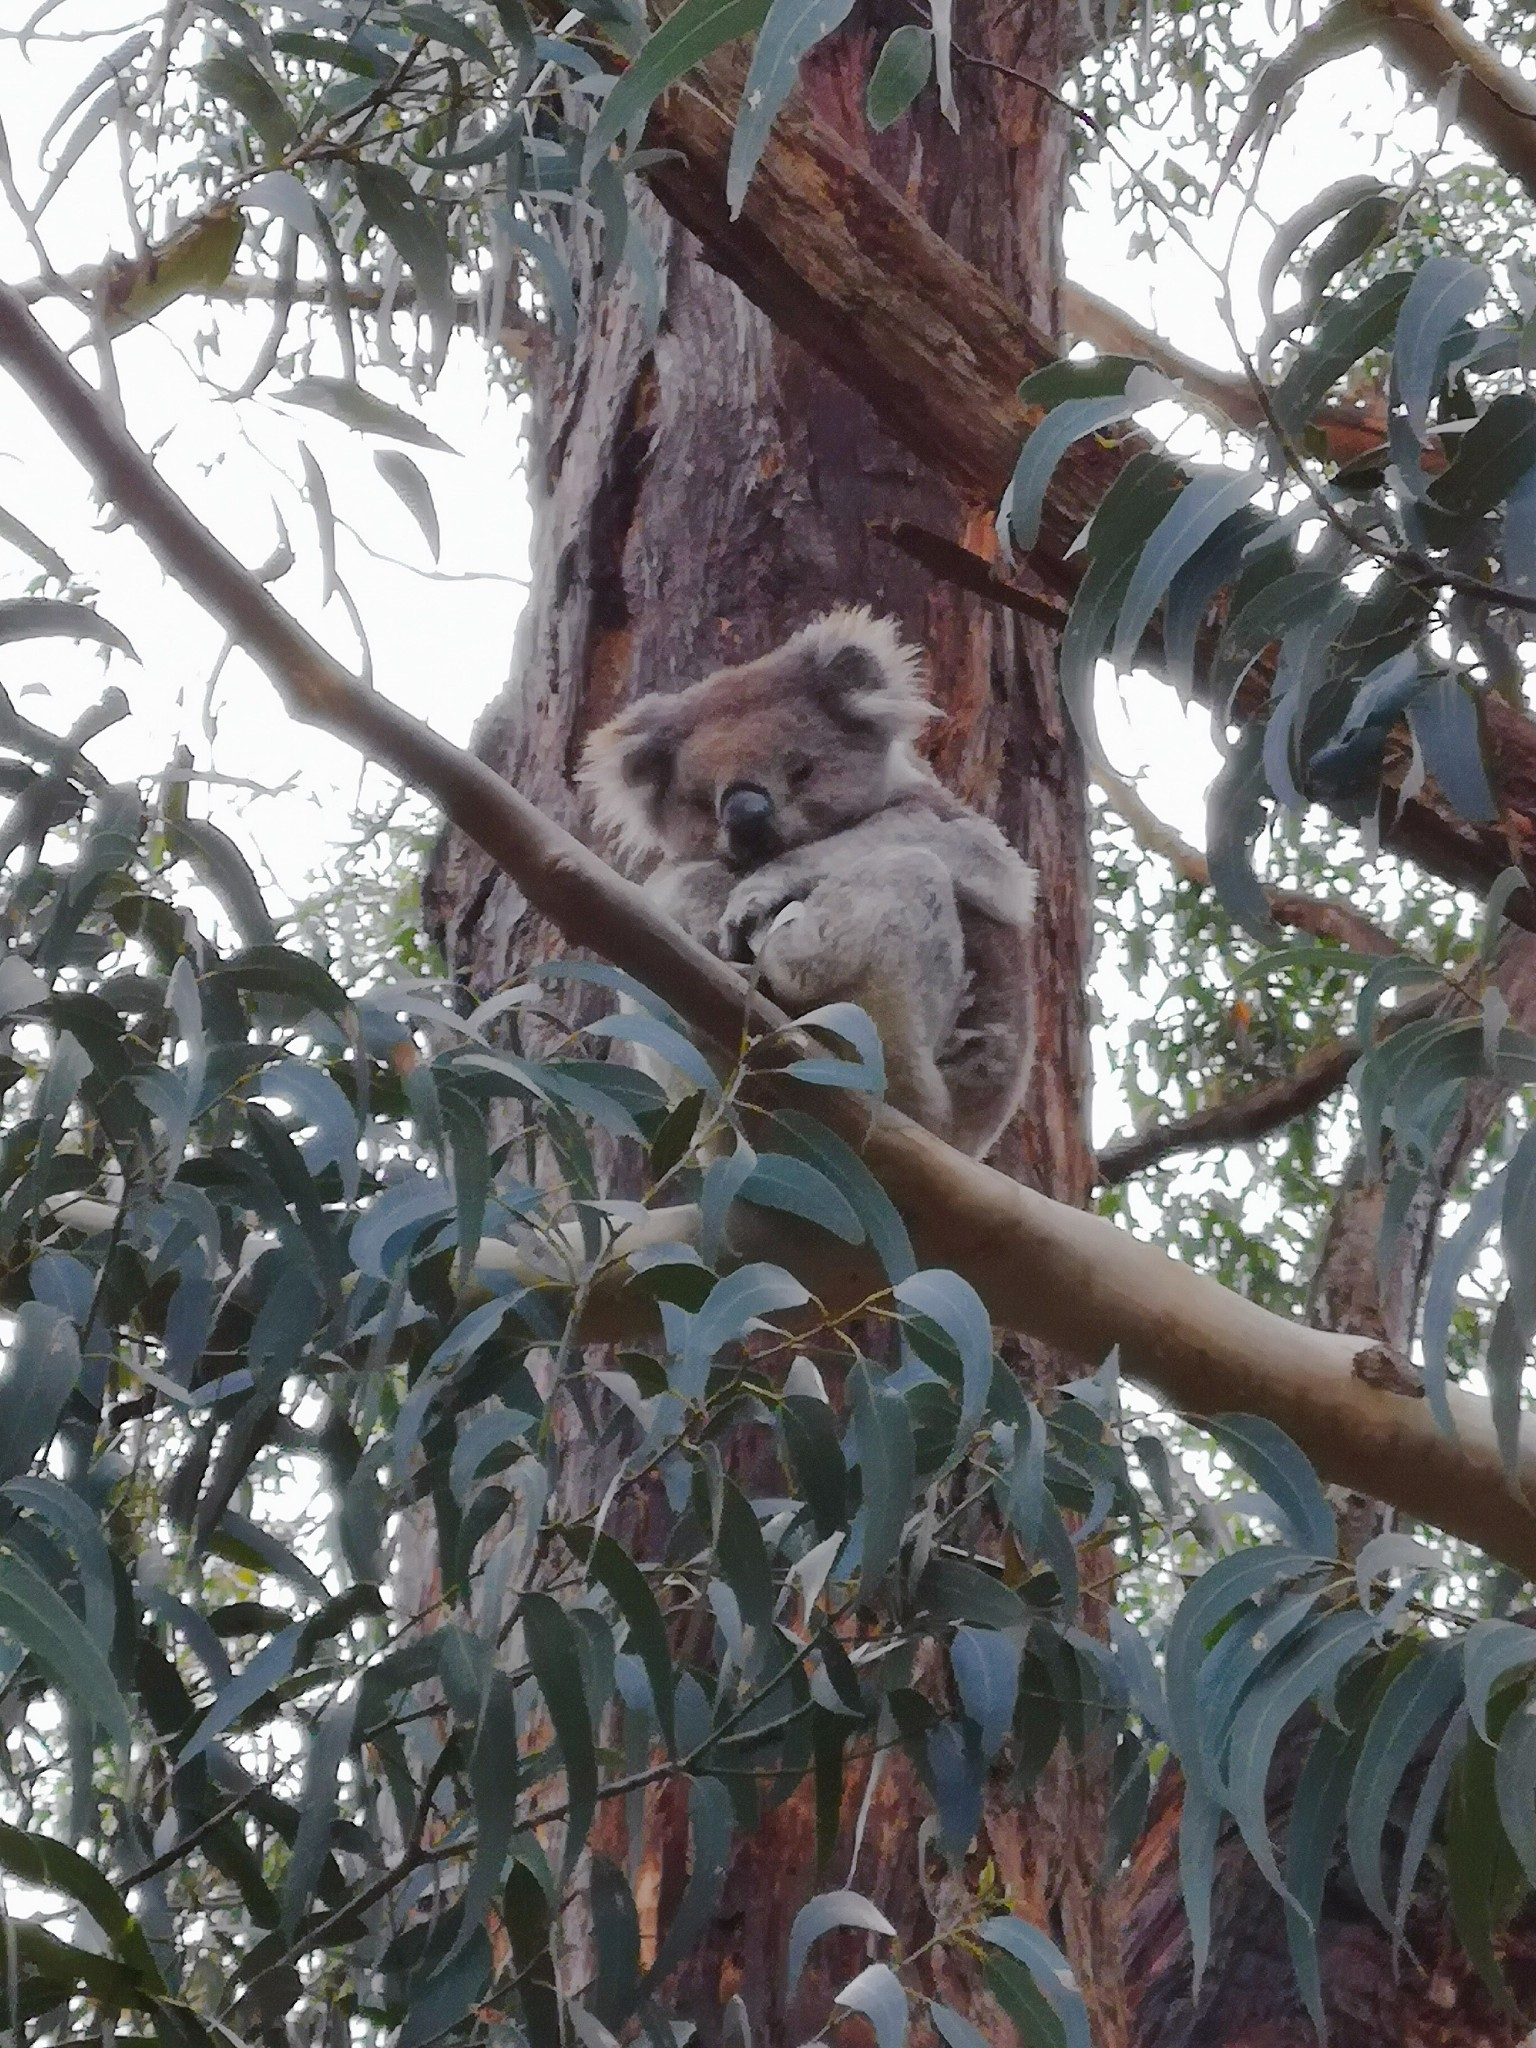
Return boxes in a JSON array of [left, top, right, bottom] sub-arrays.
[[719, 782, 778, 863]]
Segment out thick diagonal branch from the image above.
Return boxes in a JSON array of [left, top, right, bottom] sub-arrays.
[[6, 277, 1536, 1576]]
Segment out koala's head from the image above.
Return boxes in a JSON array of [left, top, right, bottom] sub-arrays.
[[579, 609, 935, 869]]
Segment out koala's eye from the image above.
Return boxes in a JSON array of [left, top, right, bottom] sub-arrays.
[[786, 756, 814, 790]]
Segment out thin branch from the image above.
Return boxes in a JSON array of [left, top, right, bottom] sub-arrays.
[[7, 279, 1536, 1578], [1093, 763, 1402, 956], [1099, 1038, 1361, 1184]]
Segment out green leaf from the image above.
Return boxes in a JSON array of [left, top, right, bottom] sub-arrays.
[[1495, 1682, 1536, 1890], [1409, 675, 1494, 826], [999, 393, 1142, 556], [1224, 0, 1379, 170], [1205, 1415, 1336, 1556], [780, 1392, 848, 1542], [276, 377, 458, 452], [1394, 255, 1490, 440], [0, 1819, 161, 1984], [181, 1621, 304, 1764], [1165, 1546, 1318, 1796], [398, 1927, 494, 2048], [1282, 1715, 1361, 2036], [952, 1626, 1020, 1761], [894, 1268, 992, 1462], [586, 0, 772, 169], [1426, 391, 1536, 520], [1057, 454, 1183, 740], [0, 1302, 81, 1485], [849, 1364, 915, 1595], [716, 1478, 774, 1639], [373, 450, 442, 561], [640, 1775, 733, 1992], [1273, 272, 1412, 432], [1206, 720, 1275, 937], [1224, 1613, 1378, 1902], [835, 1962, 908, 2048], [930, 2001, 990, 2048], [2, 1475, 116, 1651], [397, 2, 496, 60], [589, 1854, 642, 2027], [1180, 1780, 1222, 1998], [0, 1546, 131, 1753], [865, 25, 931, 130], [1446, 1748, 1515, 2007], [587, 1534, 675, 1743], [1209, 569, 1336, 706], [164, 816, 278, 949], [726, 0, 856, 214], [1345, 1643, 1462, 1927], [0, 597, 136, 659], [787, 1888, 895, 1989], [279, 1694, 357, 1937], [915, 1558, 1025, 1631], [738, 1152, 864, 1243], [197, 51, 298, 156], [1111, 470, 1263, 669], [784, 999, 887, 1093], [354, 161, 454, 351], [979, 1918, 1088, 2048], [521, 1592, 597, 1869], [1464, 1618, 1536, 1741], [679, 1263, 810, 1398]]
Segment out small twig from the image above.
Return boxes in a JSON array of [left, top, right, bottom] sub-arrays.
[[1093, 762, 1401, 957]]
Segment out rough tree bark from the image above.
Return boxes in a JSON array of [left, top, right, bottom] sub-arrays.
[[425, 2, 1123, 2039]]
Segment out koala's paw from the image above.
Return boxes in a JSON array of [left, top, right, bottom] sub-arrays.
[[720, 881, 806, 964]]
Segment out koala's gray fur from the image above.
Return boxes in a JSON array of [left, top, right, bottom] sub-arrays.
[[578, 609, 1036, 1158]]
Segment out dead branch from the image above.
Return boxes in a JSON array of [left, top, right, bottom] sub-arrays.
[[7, 278, 1536, 1575]]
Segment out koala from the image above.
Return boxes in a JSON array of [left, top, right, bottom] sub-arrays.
[[578, 609, 1036, 1158]]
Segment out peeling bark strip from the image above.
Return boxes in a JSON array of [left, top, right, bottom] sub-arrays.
[[641, 63, 1536, 924]]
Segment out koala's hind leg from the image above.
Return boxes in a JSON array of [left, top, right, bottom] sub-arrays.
[[749, 848, 966, 1140]]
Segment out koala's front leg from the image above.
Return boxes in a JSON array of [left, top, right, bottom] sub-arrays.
[[718, 855, 823, 965], [749, 849, 967, 1142]]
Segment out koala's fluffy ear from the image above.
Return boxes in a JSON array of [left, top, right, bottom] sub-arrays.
[[789, 607, 934, 742], [578, 694, 684, 859]]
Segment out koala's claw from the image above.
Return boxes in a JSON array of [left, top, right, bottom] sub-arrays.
[[720, 886, 805, 963]]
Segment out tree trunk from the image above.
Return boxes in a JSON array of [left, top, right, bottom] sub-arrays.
[[425, 2, 1118, 2039]]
